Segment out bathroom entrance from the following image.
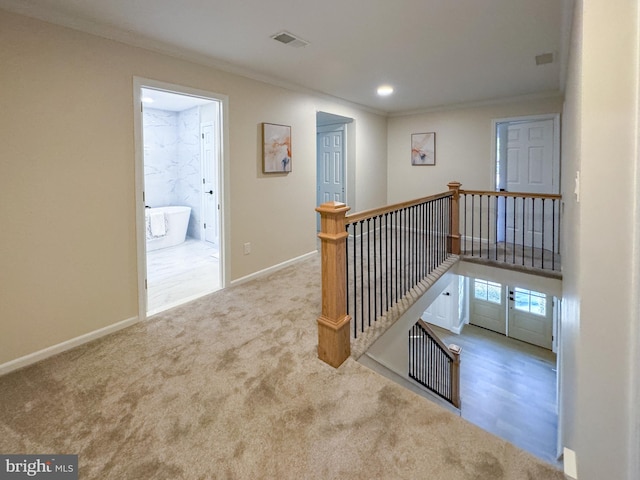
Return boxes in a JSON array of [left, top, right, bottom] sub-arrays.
[[135, 81, 225, 316]]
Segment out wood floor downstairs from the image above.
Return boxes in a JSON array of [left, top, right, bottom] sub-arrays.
[[430, 323, 560, 468]]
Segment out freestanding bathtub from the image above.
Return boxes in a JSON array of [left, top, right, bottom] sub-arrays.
[[145, 206, 191, 252]]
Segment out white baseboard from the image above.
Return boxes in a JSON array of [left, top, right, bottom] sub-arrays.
[[0, 316, 140, 376], [230, 250, 317, 287], [563, 447, 578, 479], [450, 324, 463, 334]]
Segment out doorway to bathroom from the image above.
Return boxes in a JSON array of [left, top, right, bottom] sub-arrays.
[[136, 81, 225, 316]]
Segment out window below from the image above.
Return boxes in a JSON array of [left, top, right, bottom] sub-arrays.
[[473, 279, 502, 304], [513, 287, 546, 316]]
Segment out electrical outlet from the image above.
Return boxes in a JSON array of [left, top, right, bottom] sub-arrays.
[[243, 242, 251, 255]]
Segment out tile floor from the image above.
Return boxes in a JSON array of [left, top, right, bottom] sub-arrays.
[[146, 238, 220, 315]]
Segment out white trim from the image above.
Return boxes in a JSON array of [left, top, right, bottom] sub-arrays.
[[230, 251, 317, 287], [0, 316, 139, 376], [133, 77, 231, 320]]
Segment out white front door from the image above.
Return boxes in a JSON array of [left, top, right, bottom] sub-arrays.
[[469, 278, 507, 334], [468, 278, 553, 350], [201, 123, 218, 246], [497, 117, 559, 250], [317, 125, 345, 204], [508, 287, 553, 349]]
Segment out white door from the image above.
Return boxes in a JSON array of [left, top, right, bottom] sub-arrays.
[[508, 287, 553, 349], [422, 283, 455, 330], [201, 123, 218, 246], [498, 118, 558, 250], [468, 278, 553, 350], [317, 125, 345, 204], [469, 278, 506, 334]]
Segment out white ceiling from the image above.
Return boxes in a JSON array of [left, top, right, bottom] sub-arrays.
[[1, 0, 570, 114]]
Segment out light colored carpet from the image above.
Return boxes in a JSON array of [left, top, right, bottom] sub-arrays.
[[0, 254, 565, 479]]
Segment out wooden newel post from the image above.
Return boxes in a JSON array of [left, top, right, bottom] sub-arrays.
[[447, 181, 462, 255], [316, 201, 352, 368], [449, 343, 462, 409]]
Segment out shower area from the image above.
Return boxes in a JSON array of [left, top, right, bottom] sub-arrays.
[[141, 87, 222, 314]]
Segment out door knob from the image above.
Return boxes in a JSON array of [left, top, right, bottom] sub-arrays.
[[206, 190, 214, 194]]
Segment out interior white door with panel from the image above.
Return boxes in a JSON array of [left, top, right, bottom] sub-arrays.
[[317, 125, 345, 204], [496, 116, 559, 250], [421, 280, 456, 330], [201, 122, 219, 247]]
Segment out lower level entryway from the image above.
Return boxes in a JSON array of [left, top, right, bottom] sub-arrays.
[[429, 323, 560, 467], [469, 278, 554, 350]]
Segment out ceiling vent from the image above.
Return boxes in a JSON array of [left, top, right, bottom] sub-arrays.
[[535, 53, 554, 66], [271, 31, 309, 48]]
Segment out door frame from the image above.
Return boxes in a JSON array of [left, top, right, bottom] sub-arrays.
[[316, 111, 355, 210], [133, 77, 230, 321], [316, 123, 346, 231], [491, 113, 561, 192]]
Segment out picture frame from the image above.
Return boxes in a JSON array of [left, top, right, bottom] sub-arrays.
[[262, 123, 292, 173], [411, 132, 436, 166]]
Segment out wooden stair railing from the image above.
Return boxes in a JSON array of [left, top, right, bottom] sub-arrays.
[[316, 192, 455, 368], [409, 319, 462, 408], [316, 181, 561, 369], [447, 182, 562, 272]]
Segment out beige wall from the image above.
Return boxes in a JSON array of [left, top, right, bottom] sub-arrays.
[[386, 97, 563, 203], [0, 10, 387, 366], [572, 1, 639, 478], [558, 0, 582, 458]]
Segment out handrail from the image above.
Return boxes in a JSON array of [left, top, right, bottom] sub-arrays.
[[409, 319, 461, 408], [415, 319, 457, 361], [346, 191, 453, 224], [345, 194, 452, 341], [453, 182, 562, 272], [316, 180, 562, 369], [460, 189, 561, 201]]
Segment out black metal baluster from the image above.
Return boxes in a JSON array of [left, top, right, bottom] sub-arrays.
[[531, 198, 535, 267], [521, 197, 527, 265], [552, 199, 556, 271], [541, 199, 546, 269], [396, 209, 401, 302], [346, 224, 352, 338], [487, 194, 490, 259], [479, 194, 483, 258], [471, 195, 475, 257], [512, 197, 516, 264], [359, 220, 364, 333], [493, 195, 500, 261], [503, 194, 507, 263], [366, 218, 371, 327]]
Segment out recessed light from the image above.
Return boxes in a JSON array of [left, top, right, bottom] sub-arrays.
[[377, 85, 394, 96]]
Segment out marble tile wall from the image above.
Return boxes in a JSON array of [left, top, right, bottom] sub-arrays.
[[177, 107, 202, 240], [143, 107, 203, 240]]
